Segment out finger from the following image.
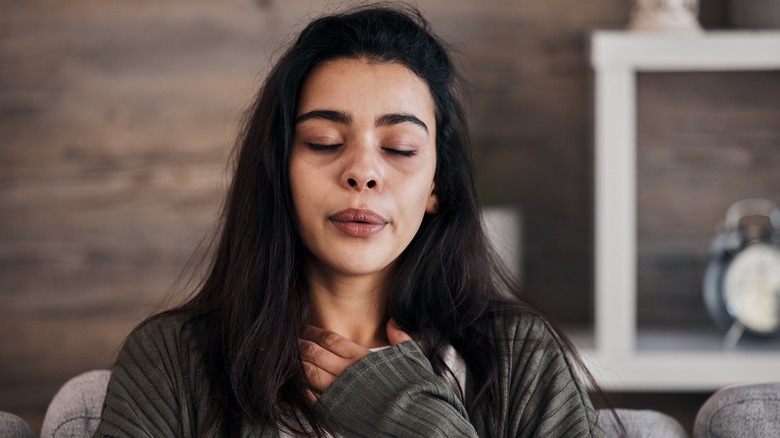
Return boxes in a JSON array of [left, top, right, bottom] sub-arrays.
[[302, 325, 371, 359], [302, 360, 336, 393], [305, 389, 320, 405], [386, 319, 413, 346], [299, 338, 356, 377]]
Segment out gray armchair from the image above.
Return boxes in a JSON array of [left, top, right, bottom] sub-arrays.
[[3, 370, 775, 437], [34, 369, 689, 437], [0, 411, 35, 438], [14, 371, 780, 437], [40, 370, 110, 438], [600, 409, 686, 437], [694, 383, 780, 438]]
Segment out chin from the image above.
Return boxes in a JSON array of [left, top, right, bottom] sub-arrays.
[[325, 257, 395, 278], [334, 263, 390, 277]]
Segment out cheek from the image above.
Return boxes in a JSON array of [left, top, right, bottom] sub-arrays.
[[292, 186, 314, 225], [290, 153, 314, 194], [289, 161, 312, 225], [405, 177, 436, 218], [291, 179, 327, 234]]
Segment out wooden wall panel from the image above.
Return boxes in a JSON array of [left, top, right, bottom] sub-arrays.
[[0, 1, 276, 430]]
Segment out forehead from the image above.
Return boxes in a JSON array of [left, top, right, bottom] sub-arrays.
[[297, 58, 436, 121]]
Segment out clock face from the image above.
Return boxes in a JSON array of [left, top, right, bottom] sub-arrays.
[[723, 243, 780, 334]]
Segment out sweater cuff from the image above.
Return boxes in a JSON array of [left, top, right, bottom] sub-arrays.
[[319, 341, 430, 403], [316, 341, 475, 437]]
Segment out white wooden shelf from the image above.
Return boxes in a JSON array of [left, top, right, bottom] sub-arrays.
[[589, 30, 780, 392]]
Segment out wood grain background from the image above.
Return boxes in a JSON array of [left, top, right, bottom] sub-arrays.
[[5, 0, 778, 432], [637, 71, 780, 329]]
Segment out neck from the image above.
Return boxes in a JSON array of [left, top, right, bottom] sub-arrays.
[[306, 267, 390, 349]]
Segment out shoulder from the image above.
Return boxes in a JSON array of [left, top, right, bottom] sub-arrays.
[[116, 311, 209, 369], [486, 310, 561, 350], [106, 311, 210, 414], [132, 311, 196, 337], [484, 310, 586, 391], [99, 311, 212, 437], [481, 311, 603, 435], [125, 311, 197, 347]]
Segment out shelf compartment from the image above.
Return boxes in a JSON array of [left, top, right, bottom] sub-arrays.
[[590, 30, 780, 391]]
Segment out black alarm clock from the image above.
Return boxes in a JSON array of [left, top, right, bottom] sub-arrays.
[[703, 198, 780, 346]]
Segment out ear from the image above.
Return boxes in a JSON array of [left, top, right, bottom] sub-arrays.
[[425, 183, 439, 214]]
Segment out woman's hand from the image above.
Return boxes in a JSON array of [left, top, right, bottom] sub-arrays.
[[299, 325, 371, 403], [386, 318, 413, 345], [299, 319, 412, 403]]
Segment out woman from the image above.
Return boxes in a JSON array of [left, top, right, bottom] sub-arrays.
[[94, 5, 608, 437]]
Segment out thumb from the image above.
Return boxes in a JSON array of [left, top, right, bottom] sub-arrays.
[[386, 319, 413, 346]]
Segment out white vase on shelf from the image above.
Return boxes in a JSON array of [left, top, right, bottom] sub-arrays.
[[628, 0, 703, 32]]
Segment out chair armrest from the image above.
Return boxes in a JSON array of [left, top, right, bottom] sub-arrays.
[[0, 411, 35, 438], [41, 369, 111, 438], [599, 408, 688, 437], [694, 383, 780, 438]]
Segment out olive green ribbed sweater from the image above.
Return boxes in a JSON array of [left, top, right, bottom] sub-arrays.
[[93, 312, 603, 437]]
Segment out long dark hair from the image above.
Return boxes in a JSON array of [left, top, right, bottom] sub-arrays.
[[161, 4, 605, 436]]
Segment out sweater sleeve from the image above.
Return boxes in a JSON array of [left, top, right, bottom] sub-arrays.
[[92, 316, 196, 438], [315, 341, 478, 438], [494, 315, 603, 438]]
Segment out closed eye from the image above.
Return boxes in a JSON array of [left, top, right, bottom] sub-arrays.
[[307, 143, 342, 152], [383, 148, 416, 157]]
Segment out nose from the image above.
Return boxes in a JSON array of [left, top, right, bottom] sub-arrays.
[[340, 144, 382, 191], [347, 178, 377, 189]]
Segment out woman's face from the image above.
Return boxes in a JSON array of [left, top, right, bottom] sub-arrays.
[[290, 58, 438, 285]]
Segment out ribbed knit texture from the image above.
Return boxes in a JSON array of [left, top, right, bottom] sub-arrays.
[[93, 312, 603, 437]]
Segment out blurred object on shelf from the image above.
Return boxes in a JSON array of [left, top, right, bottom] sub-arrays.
[[482, 206, 523, 281], [703, 198, 780, 349], [628, 0, 703, 32]]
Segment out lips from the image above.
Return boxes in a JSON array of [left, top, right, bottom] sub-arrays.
[[329, 208, 387, 237]]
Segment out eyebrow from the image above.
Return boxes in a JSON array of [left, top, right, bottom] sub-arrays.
[[296, 109, 429, 135], [296, 110, 352, 125], [376, 113, 429, 134]]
